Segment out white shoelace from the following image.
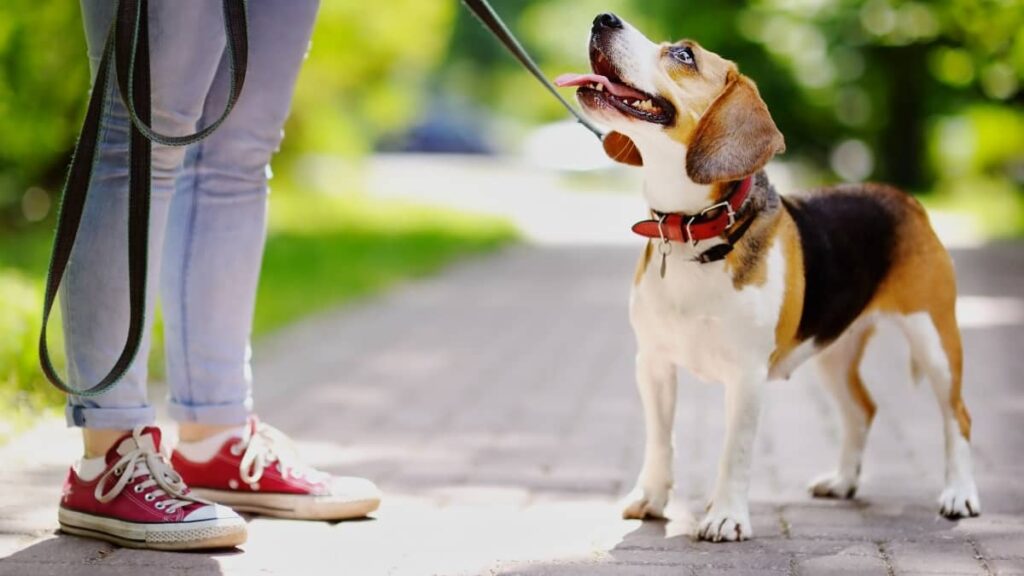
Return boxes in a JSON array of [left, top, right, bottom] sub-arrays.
[[95, 428, 199, 514], [233, 421, 327, 486]]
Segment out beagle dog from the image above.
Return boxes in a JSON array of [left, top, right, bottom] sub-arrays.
[[556, 13, 979, 542]]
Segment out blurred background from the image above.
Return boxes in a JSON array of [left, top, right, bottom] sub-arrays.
[[1, 0, 1022, 434]]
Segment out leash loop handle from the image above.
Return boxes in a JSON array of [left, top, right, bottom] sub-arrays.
[[460, 0, 605, 141], [117, 0, 248, 147], [40, 0, 248, 397]]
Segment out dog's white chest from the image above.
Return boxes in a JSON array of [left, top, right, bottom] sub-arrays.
[[629, 244, 785, 382]]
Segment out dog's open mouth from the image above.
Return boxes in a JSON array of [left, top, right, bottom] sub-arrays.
[[556, 50, 675, 125]]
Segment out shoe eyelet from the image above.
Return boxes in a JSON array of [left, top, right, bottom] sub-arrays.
[[154, 502, 165, 510], [144, 493, 156, 502], [133, 485, 144, 493]]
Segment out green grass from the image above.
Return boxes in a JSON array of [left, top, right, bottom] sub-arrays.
[[0, 191, 516, 439], [0, 227, 66, 438], [255, 191, 517, 334], [0, 268, 62, 438], [918, 176, 1024, 240]]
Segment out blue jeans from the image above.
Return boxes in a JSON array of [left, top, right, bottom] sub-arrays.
[[64, 0, 320, 429]]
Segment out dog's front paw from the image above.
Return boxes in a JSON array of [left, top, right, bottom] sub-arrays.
[[621, 485, 670, 519], [938, 482, 981, 519], [697, 504, 751, 542], [809, 471, 858, 499]]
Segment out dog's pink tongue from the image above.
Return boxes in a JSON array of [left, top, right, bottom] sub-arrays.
[[555, 73, 647, 100]]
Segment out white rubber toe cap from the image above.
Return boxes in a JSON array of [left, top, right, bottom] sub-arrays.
[[329, 476, 382, 502], [185, 503, 243, 522]]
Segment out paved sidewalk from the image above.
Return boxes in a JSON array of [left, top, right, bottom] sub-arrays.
[[1, 243, 1023, 575]]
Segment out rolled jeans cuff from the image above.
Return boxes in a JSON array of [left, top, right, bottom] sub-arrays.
[[66, 403, 156, 430]]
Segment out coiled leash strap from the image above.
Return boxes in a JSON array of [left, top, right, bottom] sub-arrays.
[[40, 0, 249, 397], [460, 0, 605, 141]]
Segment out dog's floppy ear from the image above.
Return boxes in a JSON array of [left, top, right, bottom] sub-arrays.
[[603, 131, 643, 166], [685, 72, 785, 184]]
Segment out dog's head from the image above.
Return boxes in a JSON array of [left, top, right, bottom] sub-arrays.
[[557, 13, 785, 184]]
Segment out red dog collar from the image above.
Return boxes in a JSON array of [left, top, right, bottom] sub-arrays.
[[632, 175, 753, 245]]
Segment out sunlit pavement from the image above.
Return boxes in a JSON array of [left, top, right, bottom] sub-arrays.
[[2, 158, 1024, 575]]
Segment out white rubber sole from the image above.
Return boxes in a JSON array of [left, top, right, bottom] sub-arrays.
[[192, 488, 381, 521], [58, 507, 247, 551]]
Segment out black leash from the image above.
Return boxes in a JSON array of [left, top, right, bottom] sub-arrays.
[[39, 0, 249, 397], [460, 0, 605, 140]]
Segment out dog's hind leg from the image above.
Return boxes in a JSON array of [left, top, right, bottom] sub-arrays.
[[622, 351, 677, 520], [897, 309, 980, 518], [809, 322, 877, 499]]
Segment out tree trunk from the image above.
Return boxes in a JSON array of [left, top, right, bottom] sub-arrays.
[[878, 44, 929, 191]]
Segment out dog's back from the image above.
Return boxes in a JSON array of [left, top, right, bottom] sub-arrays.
[[781, 184, 950, 346]]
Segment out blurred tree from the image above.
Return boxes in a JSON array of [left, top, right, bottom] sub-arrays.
[[0, 1, 89, 228], [0, 1, 456, 224], [285, 0, 456, 158], [442, 0, 1024, 193], [737, 0, 1024, 189]]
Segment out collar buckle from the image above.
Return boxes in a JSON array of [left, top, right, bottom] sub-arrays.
[[700, 200, 737, 228], [684, 201, 736, 246]]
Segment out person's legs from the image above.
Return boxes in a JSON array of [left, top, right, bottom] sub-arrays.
[[161, 0, 320, 432], [57, 3, 250, 550], [65, 0, 228, 455]]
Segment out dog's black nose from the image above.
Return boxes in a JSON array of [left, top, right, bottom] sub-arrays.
[[593, 13, 623, 31]]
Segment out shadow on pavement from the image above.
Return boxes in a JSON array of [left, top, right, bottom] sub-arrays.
[[0, 531, 241, 575]]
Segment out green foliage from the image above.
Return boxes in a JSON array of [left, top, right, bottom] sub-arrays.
[[0, 1, 456, 221], [0, 1, 89, 224], [0, 234, 66, 436], [283, 1, 456, 158], [0, 272, 50, 401]]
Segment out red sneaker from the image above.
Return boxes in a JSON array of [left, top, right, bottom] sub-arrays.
[[58, 427, 247, 550], [172, 417, 381, 521]]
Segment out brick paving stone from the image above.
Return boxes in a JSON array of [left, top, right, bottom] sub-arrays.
[[888, 540, 989, 575], [977, 534, 1024, 559], [497, 562, 698, 575], [796, 553, 891, 576], [990, 557, 1024, 575], [609, 547, 794, 570], [696, 565, 790, 569]]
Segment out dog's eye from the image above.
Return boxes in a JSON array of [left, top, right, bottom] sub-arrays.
[[669, 46, 695, 66]]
